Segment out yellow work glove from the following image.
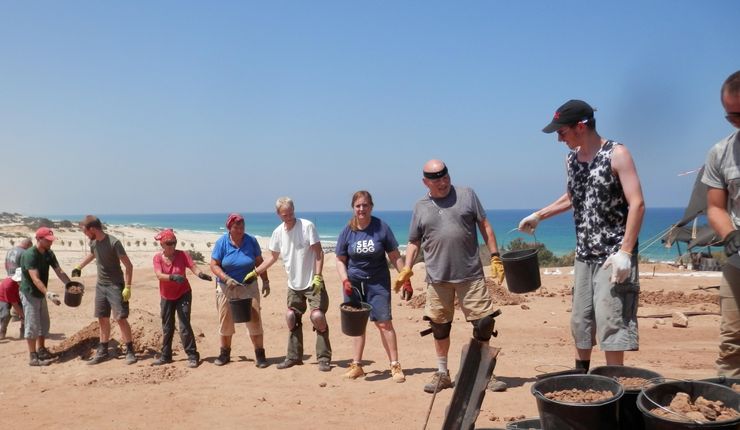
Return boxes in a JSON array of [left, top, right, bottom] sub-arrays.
[[490, 254, 505, 285], [122, 285, 132, 302], [312, 274, 324, 295], [243, 269, 258, 284], [394, 267, 413, 293]]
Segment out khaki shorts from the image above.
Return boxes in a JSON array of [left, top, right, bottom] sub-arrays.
[[424, 277, 494, 323], [215, 280, 263, 337]]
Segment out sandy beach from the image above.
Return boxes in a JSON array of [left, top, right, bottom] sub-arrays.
[[0, 220, 723, 429]]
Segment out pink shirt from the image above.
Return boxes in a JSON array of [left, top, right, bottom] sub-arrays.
[[0, 277, 20, 304], [153, 250, 194, 300]]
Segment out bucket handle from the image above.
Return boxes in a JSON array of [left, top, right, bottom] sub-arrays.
[[640, 377, 707, 425], [347, 284, 365, 308], [505, 229, 540, 251]]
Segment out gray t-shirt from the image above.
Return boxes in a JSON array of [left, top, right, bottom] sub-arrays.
[[702, 131, 740, 229], [408, 185, 486, 283], [90, 234, 127, 286]]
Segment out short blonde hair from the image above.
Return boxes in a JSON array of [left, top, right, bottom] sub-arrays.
[[275, 197, 294, 212]]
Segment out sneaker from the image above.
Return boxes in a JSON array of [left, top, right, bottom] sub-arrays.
[[151, 356, 173, 366], [125, 350, 138, 365], [423, 371, 454, 393], [390, 362, 406, 383], [37, 347, 53, 361], [276, 358, 303, 369], [187, 357, 200, 368], [29, 352, 51, 367], [488, 376, 508, 392], [343, 362, 365, 380], [318, 360, 331, 372], [87, 346, 109, 365]]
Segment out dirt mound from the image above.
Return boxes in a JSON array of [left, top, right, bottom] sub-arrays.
[[49, 308, 173, 361], [640, 290, 718, 307], [406, 279, 526, 309]]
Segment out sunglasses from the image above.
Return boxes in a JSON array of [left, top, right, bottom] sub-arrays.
[[727, 112, 740, 122], [557, 118, 590, 136], [164, 241, 177, 246]]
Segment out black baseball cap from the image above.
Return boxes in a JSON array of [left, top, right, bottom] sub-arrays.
[[542, 99, 595, 133]]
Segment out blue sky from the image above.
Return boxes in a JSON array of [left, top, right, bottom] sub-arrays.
[[1, 1, 738, 215]]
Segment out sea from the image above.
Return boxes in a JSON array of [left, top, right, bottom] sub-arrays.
[[46, 207, 704, 263]]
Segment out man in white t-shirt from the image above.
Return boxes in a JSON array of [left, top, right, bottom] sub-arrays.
[[246, 197, 332, 371]]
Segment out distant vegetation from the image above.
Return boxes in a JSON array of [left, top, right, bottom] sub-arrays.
[[188, 250, 206, 263]]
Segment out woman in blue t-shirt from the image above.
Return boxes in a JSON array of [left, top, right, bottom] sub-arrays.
[[335, 190, 412, 383]]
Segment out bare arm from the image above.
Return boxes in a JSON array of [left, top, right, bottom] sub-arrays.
[[707, 187, 735, 238], [402, 240, 421, 269], [335, 255, 349, 282], [536, 193, 573, 221], [311, 242, 324, 276], [253, 251, 280, 275], [387, 249, 405, 273], [53, 266, 71, 285], [119, 254, 134, 286], [255, 255, 269, 282], [28, 269, 50, 295], [612, 145, 645, 253], [478, 218, 500, 255], [210, 258, 229, 283], [76, 253, 96, 270]]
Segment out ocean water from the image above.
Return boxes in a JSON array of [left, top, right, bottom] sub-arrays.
[[47, 207, 702, 262]]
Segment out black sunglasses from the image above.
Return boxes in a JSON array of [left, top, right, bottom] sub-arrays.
[[164, 241, 177, 246]]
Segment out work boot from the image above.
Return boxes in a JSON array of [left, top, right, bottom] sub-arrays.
[[343, 362, 365, 380], [318, 359, 331, 372], [423, 370, 454, 393], [488, 375, 508, 392], [29, 352, 51, 367], [214, 347, 231, 366], [37, 346, 53, 361], [87, 344, 109, 365], [390, 362, 406, 383], [276, 358, 303, 369], [254, 348, 268, 368], [151, 356, 173, 366]]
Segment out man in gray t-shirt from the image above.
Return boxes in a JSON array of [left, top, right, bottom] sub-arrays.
[[703, 70, 740, 376], [396, 159, 506, 393], [5, 238, 32, 276], [72, 215, 137, 366]]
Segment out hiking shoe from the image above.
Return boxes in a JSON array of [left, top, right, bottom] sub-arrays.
[[390, 362, 406, 383], [37, 347, 53, 361], [255, 348, 268, 368], [343, 362, 365, 380], [151, 356, 173, 366], [126, 350, 138, 365], [187, 357, 200, 368], [276, 358, 303, 369], [214, 347, 231, 366], [488, 376, 508, 392], [87, 346, 109, 365], [29, 352, 51, 367], [424, 371, 454, 393], [318, 360, 331, 372]]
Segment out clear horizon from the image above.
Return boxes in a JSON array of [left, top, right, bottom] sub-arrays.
[[2, 1, 738, 214]]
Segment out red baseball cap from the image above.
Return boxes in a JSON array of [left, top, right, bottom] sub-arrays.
[[154, 229, 177, 242], [35, 227, 56, 242], [226, 213, 244, 229]]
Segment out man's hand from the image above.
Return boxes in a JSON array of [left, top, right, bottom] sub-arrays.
[[312, 274, 324, 295], [261, 280, 270, 298], [394, 267, 413, 293], [518, 212, 541, 235], [122, 285, 132, 302], [602, 250, 632, 283], [198, 272, 213, 281], [71, 266, 82, 278], [401, 280, 413, 300], [224, 276, 241, 289], [724, 230, 740, 256], [342, 279, 353, 297], [243, 269, 258, 284], [169, 274, 186, 284], [490, 254, 505, 285], [46, 291, 61, 306]]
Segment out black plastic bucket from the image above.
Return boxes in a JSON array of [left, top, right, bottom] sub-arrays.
[[64, 281, 85, 307], [531, 374, 624, 430], [229, 298, 252, 323], [700, 376, 740, 392], [536, 367, 586, 380], [637, 380, 740, 429], [590, 365, 664, 430], [506, 418, 542, 429], [501, 248, 541, 294], [340, 302, 372, 336]]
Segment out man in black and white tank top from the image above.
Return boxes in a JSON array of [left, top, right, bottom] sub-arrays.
[[518, 99, 645, 372]]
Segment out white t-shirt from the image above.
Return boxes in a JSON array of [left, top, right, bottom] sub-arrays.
[[268, 218, 320, 291]]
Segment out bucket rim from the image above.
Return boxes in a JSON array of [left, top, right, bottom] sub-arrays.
[[531, 374, 625, 405], [65, 280, 85, 293], [501, 248, 539, 261], [340, 301, 372, 311], [588, 365, 664, 392], [636, 379, 740, 425]]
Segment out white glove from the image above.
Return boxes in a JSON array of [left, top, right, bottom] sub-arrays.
[[602, 250, 632, 283], [46, 291, 61, 306], [518, 212, 541, 235]]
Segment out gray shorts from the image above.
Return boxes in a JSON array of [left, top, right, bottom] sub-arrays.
[[21, 291, 50, 339], [94, 284, 129, 319], [571, 257, 639, 351]]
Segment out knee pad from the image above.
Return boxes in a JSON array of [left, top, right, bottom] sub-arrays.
[[285, 308, 302, 332], [429, 321, 452, 340], [472, 310, 501, 342], [309, 309, 328, 333]]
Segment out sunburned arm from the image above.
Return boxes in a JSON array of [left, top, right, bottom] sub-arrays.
[[612, 144, 645, 253]]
